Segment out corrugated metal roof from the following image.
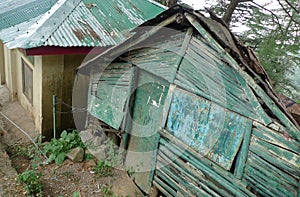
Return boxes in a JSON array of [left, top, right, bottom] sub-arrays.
[[44, 0, 166, 47], [45, 2, 119, 47], [0, 0, 58, 30], [0, 0, 166, 49]]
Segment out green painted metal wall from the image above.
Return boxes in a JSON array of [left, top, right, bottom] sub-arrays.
[[125, 70, 169, 192], [86, 10, 300, 196], [89, 62, 131, 129], [166, 88, 248, 170]]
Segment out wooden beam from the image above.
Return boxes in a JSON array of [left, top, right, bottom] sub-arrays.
[[25, 46, 110, 56]]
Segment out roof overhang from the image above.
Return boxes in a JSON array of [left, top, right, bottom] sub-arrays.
[[24, 46, 111, 56]]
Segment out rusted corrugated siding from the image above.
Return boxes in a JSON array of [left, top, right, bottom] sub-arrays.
[[0, 0, 165, 49]]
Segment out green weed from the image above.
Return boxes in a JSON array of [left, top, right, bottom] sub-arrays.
[[18, 170, 42, 196], [43, 130, 85, 165], [93, 160, 113, 177], [101, 185, 120, 197]]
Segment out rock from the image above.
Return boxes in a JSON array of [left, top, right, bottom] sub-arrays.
[[92, 135, 106, 146], [67, 147, 84, 162], [79, 129, 94, 143], [87, 144, 107, 161], [86, 159, 97, 168]]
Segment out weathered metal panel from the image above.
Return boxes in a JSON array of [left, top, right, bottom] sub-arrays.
[[88, 62, 131, 129], [84, 0, 165, 36], [243, 152, 299, 196], [0, 0, 165, 49], [46, 1, 119, 47], [166, 88, 247, 170], [123, 31, 185, 82], [175, 36, 264, 123], [0, 0, 57, 30], [185, 12, 299, 136], [242, 122, 300, 197], [125, 70, 169, 193], [88, 95, 124, 129], [156, 130, 256, 197]]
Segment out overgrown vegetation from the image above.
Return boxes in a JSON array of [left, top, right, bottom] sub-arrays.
[[101, 184, 125, 197], [93, 160, 114, 177], [10, 129, 131, 196], [18, 170, 43, 196], [13, 130, 88, 195], [43, 130, 86, 165]]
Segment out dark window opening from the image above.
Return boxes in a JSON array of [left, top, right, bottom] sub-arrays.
[[22, 59, 33, 104]]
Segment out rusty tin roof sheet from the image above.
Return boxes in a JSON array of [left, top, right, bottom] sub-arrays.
[[0, 0, 166, 49]]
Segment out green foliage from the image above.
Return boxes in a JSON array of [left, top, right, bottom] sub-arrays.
[[203, 0, 300, 99], [93, 160, 113, 177], [85, 153, 94, 161], [43, 130, 85, 165], [101, 185, 120, 197], [256, 35, 299, 95], [18, 170, 42, 196], [72, 191, 81, 197], [126, 166, 135, 177]]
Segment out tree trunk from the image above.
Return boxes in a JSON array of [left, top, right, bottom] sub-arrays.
[[222, 0, 241, 26]]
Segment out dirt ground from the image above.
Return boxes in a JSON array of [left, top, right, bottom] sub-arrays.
[[0, 85, 144, 197]]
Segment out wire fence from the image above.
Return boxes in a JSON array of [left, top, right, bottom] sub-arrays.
[[54, 97, 87, 114]]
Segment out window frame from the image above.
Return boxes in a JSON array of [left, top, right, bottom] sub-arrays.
[[21, 58, 33, 105]]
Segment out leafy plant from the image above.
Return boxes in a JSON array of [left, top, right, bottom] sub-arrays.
[[85, 153, 93, 161], [101, 185, 120, 197], [93, 160, 113, 177], [43, 130, 85, 165], [126, 166, 135, 177], [72, 191, 81, 197], [18, 170, 42, 196]]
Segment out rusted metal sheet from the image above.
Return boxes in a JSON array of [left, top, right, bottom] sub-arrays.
[[279, 94, 300, 125], [166, 88, 247, 170], [0, 0, 165, 49]]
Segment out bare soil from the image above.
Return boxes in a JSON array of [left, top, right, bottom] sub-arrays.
[[0, 85, 143, 197]]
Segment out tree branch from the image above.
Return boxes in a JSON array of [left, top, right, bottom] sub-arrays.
[[222, 0, 241, 26], [277, 0, 300, 25], [283, 0, 300, 14], [250, 1, 284, 34]]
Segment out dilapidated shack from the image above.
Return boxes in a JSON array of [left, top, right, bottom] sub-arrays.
[[77, 5, 300, 196]]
